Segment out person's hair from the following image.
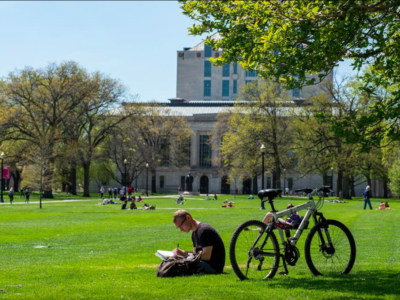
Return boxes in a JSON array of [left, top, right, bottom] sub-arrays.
[[173, 210, 191, 222], [287, 203, 294, 209]]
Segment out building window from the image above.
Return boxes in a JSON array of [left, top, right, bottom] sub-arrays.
[[204, 80, 211, 97], [292, 87, 300, 98], [199, 135, 212, 168], [245, 70, 257, 77], [222, 64, 230, 77], [159, 140, 169, 167], [222, 80, 230, 97], [267, 177, 272, 189], [233, 62, 238, 74], [204, 61, 211, 77], [205, 44, 212, 57], [178, 137, 191, 166], [233, 80, 237, 94], [160, 176, 165, 188], [326, 175, 333, 186]]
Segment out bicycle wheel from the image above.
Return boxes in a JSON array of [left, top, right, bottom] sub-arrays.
[[230, 220, 280, 280], [305, 219, 356, 276]]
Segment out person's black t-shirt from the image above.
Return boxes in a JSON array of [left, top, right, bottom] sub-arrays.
[[191, 222, 225, 273]]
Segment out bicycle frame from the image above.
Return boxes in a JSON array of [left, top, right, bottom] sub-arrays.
[[267, 199, 317, 246]]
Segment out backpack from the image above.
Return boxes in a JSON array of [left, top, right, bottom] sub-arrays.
[[156, 253, 202, 277]]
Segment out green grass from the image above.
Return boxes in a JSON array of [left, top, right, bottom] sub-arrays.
[[0, 195, 399, 299]]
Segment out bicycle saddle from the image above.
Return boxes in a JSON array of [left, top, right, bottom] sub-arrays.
[[257, 189, 282, 200], [318, 186, 333, 193], [295, 188, 313, 194]]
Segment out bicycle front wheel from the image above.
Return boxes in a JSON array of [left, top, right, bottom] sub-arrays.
[[305, 219, 356, 276], [229, 220, 280, 280]]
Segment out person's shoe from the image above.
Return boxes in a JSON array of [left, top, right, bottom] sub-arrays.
[[260, 207, 265, 210]]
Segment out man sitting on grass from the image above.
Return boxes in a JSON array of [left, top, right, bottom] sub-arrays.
[[172, 210, 225, 275]]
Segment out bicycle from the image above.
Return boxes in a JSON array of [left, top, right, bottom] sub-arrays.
[[229, 186, 356, 280]]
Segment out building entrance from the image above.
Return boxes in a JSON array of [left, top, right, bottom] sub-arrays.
[[221, 175, 230, 194], [200, 175, 209, 194]]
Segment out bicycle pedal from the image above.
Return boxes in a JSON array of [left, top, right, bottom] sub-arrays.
[[278, 271, 288, 276]]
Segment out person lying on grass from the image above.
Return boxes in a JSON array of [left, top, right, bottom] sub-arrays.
[[263, 203, 301, 227], [172, 209, 225, 275]]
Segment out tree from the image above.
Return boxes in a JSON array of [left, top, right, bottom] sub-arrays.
[[180, 0, 400, 148], [214, 79, 293, 192], [128, 103, 193, 193], [0, 62, 93, 198]]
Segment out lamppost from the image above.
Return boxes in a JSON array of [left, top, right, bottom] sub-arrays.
[[260, 144, 266, 210], [124, 158, 128, 192], [0, 152, 4, 203], [145, 163, 149, 196], [283, 168, 286, 196], [331, 167, 334, 195]]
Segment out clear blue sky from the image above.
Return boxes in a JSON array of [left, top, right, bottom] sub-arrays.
[[0, 1, 355, 102]]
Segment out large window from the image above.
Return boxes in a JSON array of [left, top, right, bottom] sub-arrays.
[[267, 177, 272, 189], [178, 137, 191, 166], [204, 80, 211, 97], [222, 80, 230, 97], [292, 87, 300, 98], [287, 178, 293, 190], [222, 64, 230, 77], [199, 135, 212, 168], [233, 62, 238, 74], [205, 44, 212, 57], [245, 70, 257, 77], [233, 80, 237, 94], [204, 61, 211, 77]]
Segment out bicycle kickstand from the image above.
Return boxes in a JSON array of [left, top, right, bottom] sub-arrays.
[[280, 256, 289, 276]]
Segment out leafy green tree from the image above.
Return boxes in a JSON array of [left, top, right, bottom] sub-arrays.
[[214, 79, 293, 191], [180, 0, 400, 148]]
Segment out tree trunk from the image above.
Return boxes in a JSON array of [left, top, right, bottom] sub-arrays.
[[151, 172, 156, 193], [83, 162, 91, 197], [350, 176, 356, 197], [12, 170, 21, 192], [336, 169, 343, 197], [342, 175, 352, 200], [69, 165, 77, 195]]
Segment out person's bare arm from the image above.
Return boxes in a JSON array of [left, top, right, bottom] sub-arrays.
[[200, 246, 213, 261]]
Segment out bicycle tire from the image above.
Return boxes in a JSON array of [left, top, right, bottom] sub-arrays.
[[229, 220, 280, 280], [305, 219, 356, 276]]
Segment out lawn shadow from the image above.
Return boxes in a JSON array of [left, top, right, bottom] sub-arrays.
[[265, 270, 400, 299]]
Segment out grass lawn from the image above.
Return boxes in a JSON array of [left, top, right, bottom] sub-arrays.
[[0, 194, 399, 299]]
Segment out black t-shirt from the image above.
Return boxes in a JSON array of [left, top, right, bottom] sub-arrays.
[[191, 222, 226, 273]]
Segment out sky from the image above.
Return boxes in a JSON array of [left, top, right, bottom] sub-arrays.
[[0, 1, 356, 102]]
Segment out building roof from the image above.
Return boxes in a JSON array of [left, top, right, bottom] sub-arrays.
[[187, 33, 222, 52]]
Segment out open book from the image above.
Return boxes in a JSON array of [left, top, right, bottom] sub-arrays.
[[155, 250, 174, 261]]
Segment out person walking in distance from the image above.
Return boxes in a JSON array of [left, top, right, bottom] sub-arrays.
[[363, 185, 372, 210]]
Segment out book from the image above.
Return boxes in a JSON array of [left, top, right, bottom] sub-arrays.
[[155, 250, 174, 261]]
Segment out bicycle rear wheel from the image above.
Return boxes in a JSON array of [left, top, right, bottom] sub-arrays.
[[305, 219, 356, 276], [229, 220, 280, 280]]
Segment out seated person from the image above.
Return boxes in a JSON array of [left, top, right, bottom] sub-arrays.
[[379, 201, 385, 210], [121, 200, 128, 210], [248, 194, 254, 199], [172, 210, 225, 275], [130, 199, 137, 210], [205, 194, 210, 200], [137, 195, 143, 202], [143, 203, 156, 210], [102, 198, 107, 205], [176, 195, 184, 204], [263, 204, 301, 228], [385, 201, 391, 209], [213, 194, 218, 201]]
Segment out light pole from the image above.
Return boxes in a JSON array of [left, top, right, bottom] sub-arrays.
[[0, 152, 4, 203], [331, 167, 334, 196], [124, 159, 128, 192], [260, 144, 266, 210], [145, 163, 149, 196]]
